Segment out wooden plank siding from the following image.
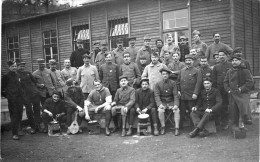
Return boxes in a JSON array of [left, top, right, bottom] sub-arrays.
[[129, 0, 160, 48], [57, 12, 72, 70], [71, 7, 89, 26], [252, 0, 260, 75], [1, 26, 9, 76], [106, 0, 128, 20], [190, 0, 231, 46]]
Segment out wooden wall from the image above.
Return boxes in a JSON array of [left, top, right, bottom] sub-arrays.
[[1, 26, 9, 76]]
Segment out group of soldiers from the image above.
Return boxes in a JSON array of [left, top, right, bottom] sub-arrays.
[[2, 30, 254, 140]]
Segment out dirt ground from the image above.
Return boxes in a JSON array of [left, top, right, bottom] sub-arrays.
[[1, 115, 259, 162]]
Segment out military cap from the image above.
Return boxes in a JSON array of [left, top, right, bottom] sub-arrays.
[[203, 77, 212, 83], [82, 54, 91, 59], [52, 91, 62, 97], [100, 40, 107, 46], [36, 58, 45, 64], [159, 67, 171, 74], [49, 59, 57, 65], [117, 38, 124, 44], [16, 59, 26, 65], [140, 55, 147, 60], [7, 60, 16, 67], [140, 78, 149, 85], [233, 47, 243, 54], [119, 75, 128, 81], [151, 52, 160, 57], [123, 51, 131, 57], [192, 30, 201, 36], [66, 78, 74, 86], [128, 37, 136, 41], [179, 36, 187, 40], [185, 54, 194, 60], [231, 53, 242, 60], [143, 35, 151, 40], [76, 39, 84, 44], [93, 41, 100, 46]]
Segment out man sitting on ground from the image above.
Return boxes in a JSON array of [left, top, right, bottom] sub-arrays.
[[189, 77, 222, 138]]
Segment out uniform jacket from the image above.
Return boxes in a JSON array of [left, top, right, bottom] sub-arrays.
[[223, 66, 254, 94], [125, 46, 138, 63], [112, 47, 125, 66], [195, 87, 222, 113], [99, 62, 119, 92], [50, 69, 66, 90], [154, 79, 179, 107], [205, 42, 233, 61], [160, 44, 179, 59], [64, 86, 84, 108], [178, 43, 190, 62], [178, 66, 203, 100], [87, 86, 111, 106], [199, 65, 212, 79], [119, 62, 141, 86], [135, 88, 155, 110], [141, 62, 169, 90], [1, 71, 23, 100], [77, 64, 99, 93], [114, 86, 135, 110], [168, 61, 186, 80], [138, 64, 147, 75], [212, 60, 232, 89], [61, 67, 77, 81], [95, 51, 116, 71], [136, 46, 152, 66], [18, 70, 40, 98], [70, 48, 90, 68], [33, 68, 56, 97], [191, 40, 207, 57]]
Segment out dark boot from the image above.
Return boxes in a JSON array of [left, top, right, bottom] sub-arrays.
[[198, 129, 210, 137], [111, 116, 118, 133], [153, 124, 159, 136], [126, 126, 132, 136], [189, 127, 200, 138], [105, 127, 111, 136], [121, 128, 126, 137]]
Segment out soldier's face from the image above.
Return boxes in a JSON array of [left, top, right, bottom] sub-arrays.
[[156, 41, 163, 48], [185, 59, 193, 66], [9, 63, 17, 72], [64, 60, 71, 68], [141, 81, 149, 90], [18, 64, 25, 71], [151, 56, 159, 64], [52, 94, 60, 102], [144, 40, 151, 46], [120, 78, 128, 87], [105, 54, 112, 63], [172, 53, 179, 61], [190, 49, 197, 56], [164, 53, 170, 60], [50, 64, 56, 70], [83, 57, 90, 65], [101, 46, 108, 52], [39, 63, 45, 70], [123, 54, 130, 63], [214, 54, 220, 62], [167, 35, 173, 43], [213, 34, 220, 43], [94, 81, 102, 91], [218, 52, 227, 62], [200, 58, 208, 67], [232, 58, 241, 67], [77, 43, 83, 49], [161, 71, 169, 80], [203, 81, 212, 90], [140, 59, 147, 65], [193, 35, 200, 42], [129, 40, 135, 46], [180, 39, 187, 45], [117, 43, 123, 48]]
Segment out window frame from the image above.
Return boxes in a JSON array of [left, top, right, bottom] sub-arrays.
[[72, 24, 90, 51], [7, 36, 20, 62], [42, 30, 59, 64]]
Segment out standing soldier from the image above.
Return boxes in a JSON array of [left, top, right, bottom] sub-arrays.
[[119, 52, 141, 88], [178, 55, 203, 129], [112, 38, 125, 66], [162, 52, 173, 67], [33, 58, 56, 105], [124, 37, 138, 63], [191, 30, 207, 57], [76, 54, 99, 99], [61, 59, 77, 81], [153, 39, 164, 55], [212, 50, 233, 129], [99, 53, 119, 99], [168, 52, 186, 82], [2, 61, 24, 140], [178, 36, 190, 62], [90, 41, 101, 64], [95, 41, 115, 71], [136, 35, 153, 66], [70, 39, 90, 68], [199, 56, 212, 79], [160, 33, 179, 62], [224, 54, 254, 129], [17, 61, 41, 134]]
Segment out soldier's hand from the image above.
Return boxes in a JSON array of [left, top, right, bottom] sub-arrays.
[[123, 107, 128, 113], [85, 115, 91, 121], [48, 112, 53, 117], [192, 94, 197, 99], [142, 108, 148, 114], [95, 107, 100, 113], [136, 108, 141, 113], [192, 107, 197, 111], [159, 104, 165, 109], [172, 105, 178, 112], [56, 114, 61, 118], [111, 102, 116, 106], [178, 91, 181, 97], [205, 109, 212, 113]]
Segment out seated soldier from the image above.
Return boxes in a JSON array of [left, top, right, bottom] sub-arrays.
[[128, 78, 159, 136], [42, 91, 83, 133], [64, 79, 85, 134], [154, 68, 180, 136], [189, 77, 222, 138], [84, 80, 112, 136], [111, 76, 135, 137]]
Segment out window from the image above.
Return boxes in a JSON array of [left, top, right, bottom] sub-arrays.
[[108, 18, 129, 50], [72, 24, 90, 51], [162, 9, 189, 45], [43, 30, 58, 63], [7, 36, 20, 62]]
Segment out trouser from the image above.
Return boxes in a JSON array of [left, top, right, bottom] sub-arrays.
[[23, 94, 41, 129], [83, 93, 89, 100], [7, 96, 24, 136], [190, 111, 214, 129], [218, 88, 229, 125], [229, 93, 250, 126], [128, 107, 158, 126], [87, 104, 112, 128], [67, 107, 83, 126], [42, 112, 67, 127], [158, 101, 180, 128], [180, 99, 196, 128], [111, 105, 129, 129]]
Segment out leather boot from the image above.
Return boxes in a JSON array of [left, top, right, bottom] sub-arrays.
[[153, 124, 159, 136], [126, 126, 132, 136], [189, 127, 200, 138], [111, 116, 118, 133], [160, 127, 165, 135], [105, 127, 111, 136], [121, 128, 126, 137], [174, 128, 180, 136]]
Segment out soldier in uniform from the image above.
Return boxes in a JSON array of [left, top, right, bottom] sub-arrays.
[[136, 35, 153, 66], [191, 30, 207, 57], [90, 41, 101, 64], [178, 36, 190, 62], [190, 48, 200, 68], [124, 37, 138, 63], [153, 39, 164, 55], [33, 59, 56, 105], [160, 33, 179, 62], [177, 54, 203, 129], [2, 61, 24, 140], [17, 61, 41, 133], [61, 59, 77, 81], [199, 56, 212, 80], [70, 39, 90, 68], [168, 52, 186, 82], [112, 38, 125, 66], [99, 53, 119, 99], [162, 52, 173, 67], [95, 41, 115, 71]]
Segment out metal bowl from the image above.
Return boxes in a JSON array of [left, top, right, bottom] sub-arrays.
[[138, 114, 149, 123]]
